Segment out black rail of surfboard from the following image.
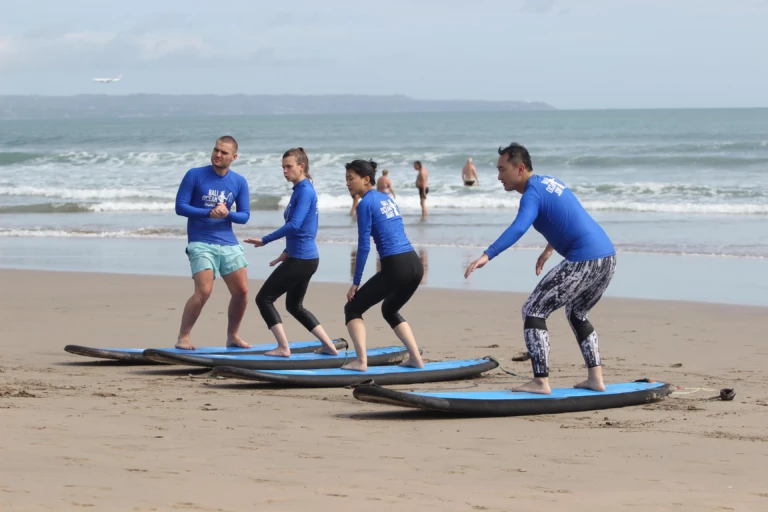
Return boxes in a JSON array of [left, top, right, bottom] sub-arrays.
[[352, 383, 675, 416], [208, 358, 499, 387], [64, 339, 348, 363], [142, 347, 410, 369]]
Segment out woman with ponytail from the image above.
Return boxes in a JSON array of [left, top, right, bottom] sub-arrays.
[[244, 148, 338, 357]]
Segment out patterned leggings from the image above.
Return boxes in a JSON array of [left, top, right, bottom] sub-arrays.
[[521, 255, 616, 378]]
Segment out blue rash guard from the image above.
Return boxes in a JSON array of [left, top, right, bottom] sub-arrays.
[[485, 175, 615, 262], [175, 165, 251, 245], [353, 190, 414, 286], [261, 178, 319, 259]]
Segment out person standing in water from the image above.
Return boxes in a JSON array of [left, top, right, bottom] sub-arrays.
[[376, 169, 396, 198], [465, 143, 616, 395], [343, 159, 425, 371], [413, 160, 429, 218], [174, 136, 251, 350], [244, 148, 339, 357], [462, 158, 480, 186], [349, 191, 361, 217]]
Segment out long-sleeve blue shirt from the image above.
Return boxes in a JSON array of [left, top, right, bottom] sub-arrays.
[[485, 175, 615, 262], [175, 165, 250, 245], [261, 178, 319, 259], [353, 190, 413, 285]]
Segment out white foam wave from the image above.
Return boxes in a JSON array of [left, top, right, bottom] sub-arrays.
[[314, 193, 520, 211], [0, 186, 175, 200], [87, 201, 175, 212], [0, 228, 185, 238], [582, 201, 768, 215], [571, 182, 766, 198], [17, 151, 209, 168]]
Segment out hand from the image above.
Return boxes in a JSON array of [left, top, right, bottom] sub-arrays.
[[243, 237, 265, 248], [464, 253, 489, 279], [535, 247, 553, 276], [210, 202, 229, 219], [347, 285, 359, 302], [269, 252, 288, 266]]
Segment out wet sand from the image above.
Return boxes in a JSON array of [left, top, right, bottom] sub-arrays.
[[1, 269, 767, 511]]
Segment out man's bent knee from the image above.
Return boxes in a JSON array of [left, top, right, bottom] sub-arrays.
[[193, 279, 213, 302], [524, 315, 547, 330], [231, 286, 248, 301], [568, 311, 594, 341]]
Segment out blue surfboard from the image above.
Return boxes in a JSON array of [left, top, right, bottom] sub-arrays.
[[353, 381, 674, 416], [209, 358, 499, 387], [143, 346, 411, 370], [64, 339, 348, 363]]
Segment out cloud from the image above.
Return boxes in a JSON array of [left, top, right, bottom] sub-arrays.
[[0, 21, 218, 71], [132, 33, 210, 60], [263, 10, 322, 28], [61, 31, 116, 45], [520, 0, 557, 13], [0, 36, 13, 60]]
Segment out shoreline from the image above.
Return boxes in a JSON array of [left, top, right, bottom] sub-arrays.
[[4, 267, 768, 312], [2, 236, 767, 307]]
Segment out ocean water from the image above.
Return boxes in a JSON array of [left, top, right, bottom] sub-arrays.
[[1, 109, 767, 258], [1, 109, 767, 305]]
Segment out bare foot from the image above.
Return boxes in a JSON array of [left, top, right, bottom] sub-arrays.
[[226, 334, 251, 349], [264, 347, 290, 357], [175, 337, 196, 350], [398, 358, 424, 369], [316, 341, 338, 356], [574, 378, 606, 392], [511, 378, 551, 395], [341, 360, 368, 372]]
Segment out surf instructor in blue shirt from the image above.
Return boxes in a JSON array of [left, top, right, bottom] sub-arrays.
[[465, 143, 616, 395], [174, 135, 251, 350]]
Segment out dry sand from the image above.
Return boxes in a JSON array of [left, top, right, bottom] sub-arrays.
[[1, 269, 767, 511]]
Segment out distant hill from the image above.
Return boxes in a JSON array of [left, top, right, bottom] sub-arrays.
[[0, 94, 555, 119]]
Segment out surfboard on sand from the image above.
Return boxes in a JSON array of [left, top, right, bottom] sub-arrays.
[[63, 339, 348, 363], [142, 346, 411, 370], [208, 357, 499, 387], [352, 381, 674, 416]]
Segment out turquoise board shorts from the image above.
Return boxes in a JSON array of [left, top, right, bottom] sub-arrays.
[[186, 242, 248, 279]]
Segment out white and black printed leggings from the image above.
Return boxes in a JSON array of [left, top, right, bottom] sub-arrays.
[[521, 255, 617, 378]]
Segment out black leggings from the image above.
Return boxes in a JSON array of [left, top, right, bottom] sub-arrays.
[[255, 257, 320, 331], [344, 250, 423, 328]]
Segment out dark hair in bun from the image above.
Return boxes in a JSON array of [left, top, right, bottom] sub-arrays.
[[344, 159, 377, 186]]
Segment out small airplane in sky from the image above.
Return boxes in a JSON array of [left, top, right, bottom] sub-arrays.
[[92, 75, 122, 83]]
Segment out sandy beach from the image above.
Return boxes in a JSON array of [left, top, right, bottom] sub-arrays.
[[1, 268, 767, 511]]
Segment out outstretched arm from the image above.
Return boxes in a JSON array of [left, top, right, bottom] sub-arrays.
[[465, 191, 540, 279], [262, 188, 311, 244], [483, 191, 540, 260]]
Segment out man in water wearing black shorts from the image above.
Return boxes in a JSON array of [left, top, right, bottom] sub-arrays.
[[413, 160, 429, 218]]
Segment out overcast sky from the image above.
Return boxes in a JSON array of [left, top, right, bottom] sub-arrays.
[[1, 0, 766, 109]]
